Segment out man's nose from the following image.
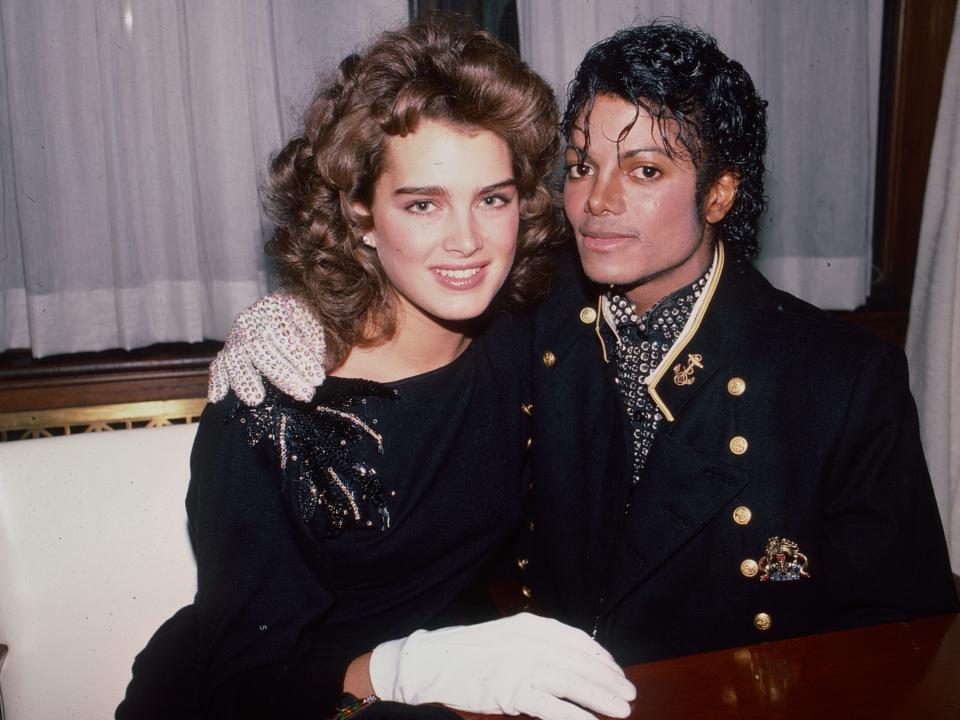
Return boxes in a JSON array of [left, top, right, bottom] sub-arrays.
[[586, 174, 624, 216]]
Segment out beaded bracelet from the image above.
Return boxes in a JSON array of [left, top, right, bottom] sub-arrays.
[[332, 694, 379, 720]]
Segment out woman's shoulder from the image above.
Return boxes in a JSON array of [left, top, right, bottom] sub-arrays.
[[198, 381, 394, 537]]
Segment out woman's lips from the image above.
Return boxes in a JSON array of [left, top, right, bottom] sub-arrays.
[[431, 264, 487, 290]]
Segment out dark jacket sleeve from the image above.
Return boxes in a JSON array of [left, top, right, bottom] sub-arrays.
[[116, 604, 202, 720], [188, 399, 351, 719], [819, 342, 958, 625]]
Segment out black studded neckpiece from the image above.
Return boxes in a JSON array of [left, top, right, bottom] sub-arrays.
[[606, 269, 711, 484]]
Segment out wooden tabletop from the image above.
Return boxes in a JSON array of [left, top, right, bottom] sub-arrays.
[[458, 613, 960, 719]]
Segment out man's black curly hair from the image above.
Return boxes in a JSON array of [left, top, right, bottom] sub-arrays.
[[561, 21, 768, 264]]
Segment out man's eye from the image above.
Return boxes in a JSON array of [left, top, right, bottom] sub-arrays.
[[567, 163, 591, 179], [636, 166, 660, 179]]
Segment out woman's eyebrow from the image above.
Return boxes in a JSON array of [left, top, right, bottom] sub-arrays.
[[394, 184, 447, 197], [477, 179, 516, 194], [394, 178, 516, 197]]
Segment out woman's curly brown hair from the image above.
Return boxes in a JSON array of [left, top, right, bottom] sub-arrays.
[[264, 17, 562, 370]]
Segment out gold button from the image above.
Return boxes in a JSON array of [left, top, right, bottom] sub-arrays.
[[740, 559, 759, 577], [520, 403, 534, 416], [521, 585, 533, 599], [526, 437, 533, 449], [753, 612, 773, 631], [732, 505, 752, 525], [542, 351, 556, 367], [729, 436, 749, 455], [579, 306, 597, 324], [727, 377, 746, 396], [517, 557, 530, 570]]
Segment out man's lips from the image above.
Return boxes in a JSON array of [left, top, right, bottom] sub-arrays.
[[578, 227, 635, 239], [578, 228, 636, 251]]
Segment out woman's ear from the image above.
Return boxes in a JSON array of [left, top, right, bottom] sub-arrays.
[[350, 201, 375, 247], [350, 200, 372, 223], [703, 171, 739, 224]]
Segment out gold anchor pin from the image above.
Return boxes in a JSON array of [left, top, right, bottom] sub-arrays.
[[673, 353, 704, 386]]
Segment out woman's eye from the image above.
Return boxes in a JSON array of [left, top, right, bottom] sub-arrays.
[[408, 200, 435, 214], [480, 194, 511, 208]]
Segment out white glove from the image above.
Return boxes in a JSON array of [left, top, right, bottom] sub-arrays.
[[208, 291, 326, 406], [369, 613, 636, 720]]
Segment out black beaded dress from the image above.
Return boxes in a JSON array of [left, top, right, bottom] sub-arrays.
[[117, 310, 531, 719]]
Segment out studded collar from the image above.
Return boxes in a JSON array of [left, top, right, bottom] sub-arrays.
[[592, 244, 723, 421]]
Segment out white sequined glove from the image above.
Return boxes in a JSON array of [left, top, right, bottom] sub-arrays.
[[208, 291, 326, 406], [369, 613, 636, 720]]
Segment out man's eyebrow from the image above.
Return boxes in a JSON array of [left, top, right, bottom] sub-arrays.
[[619, 146, 669, 159], [564, 144, 669, 166]]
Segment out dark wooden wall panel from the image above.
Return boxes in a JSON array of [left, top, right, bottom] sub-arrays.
[[0, 343, 217, 413]]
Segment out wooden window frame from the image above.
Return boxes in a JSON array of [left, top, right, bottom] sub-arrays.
[[838, 0, 958, 345]]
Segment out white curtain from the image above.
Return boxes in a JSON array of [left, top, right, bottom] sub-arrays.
[[906, 3, 960, 575], [517, 0, 882, 310], [0, 0, 406, 357]]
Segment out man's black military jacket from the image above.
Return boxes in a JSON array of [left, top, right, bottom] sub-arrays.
[[520, 242, 958, 664]]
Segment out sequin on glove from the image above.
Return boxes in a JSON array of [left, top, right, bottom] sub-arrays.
[[209, 291, 326, 406]]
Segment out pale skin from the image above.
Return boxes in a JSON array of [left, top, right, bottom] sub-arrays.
[[332, 119, 520, 694], [563, 94, 737, 313], [337, 120, 519, 383]]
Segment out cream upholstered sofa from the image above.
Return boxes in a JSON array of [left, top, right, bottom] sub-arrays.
[[0, 423, 198, 720]]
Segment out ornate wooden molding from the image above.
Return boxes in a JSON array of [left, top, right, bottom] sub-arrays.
[[0, 398, 207, 442]]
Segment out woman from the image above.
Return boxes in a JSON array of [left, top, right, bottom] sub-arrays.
[[119, 18, 634, 720]]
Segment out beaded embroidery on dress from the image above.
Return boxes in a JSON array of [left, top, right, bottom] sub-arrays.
[[229, 381, 396, 538]]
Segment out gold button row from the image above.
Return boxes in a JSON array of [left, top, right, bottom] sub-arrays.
[[735, 503, 756, 578], [726, 378, 748, 461], [729, 455, 768, 630]]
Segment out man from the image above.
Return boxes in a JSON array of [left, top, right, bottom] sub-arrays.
[[519, 22, 957, 664], [208, 21, 957, 668]]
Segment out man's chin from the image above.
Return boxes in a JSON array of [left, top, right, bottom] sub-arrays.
[[579, 256, 644, 288]]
